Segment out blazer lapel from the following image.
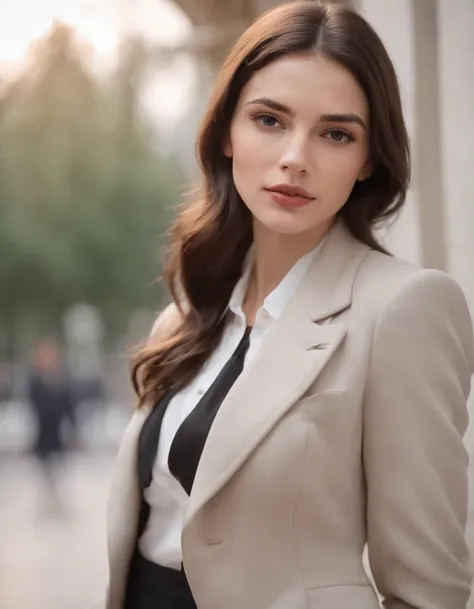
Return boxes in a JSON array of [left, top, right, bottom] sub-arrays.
[[184, 221, 371, 526]]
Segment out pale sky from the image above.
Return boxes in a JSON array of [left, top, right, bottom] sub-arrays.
[[0, 0, 197, 125]]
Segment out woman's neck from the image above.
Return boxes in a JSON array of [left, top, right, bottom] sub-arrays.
[[242, 220, 331, 323]]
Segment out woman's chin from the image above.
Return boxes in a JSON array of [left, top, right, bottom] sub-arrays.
[[253, 210, 317, 236]]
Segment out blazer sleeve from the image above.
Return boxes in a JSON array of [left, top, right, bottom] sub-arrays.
[[363, 269, 474, 609]]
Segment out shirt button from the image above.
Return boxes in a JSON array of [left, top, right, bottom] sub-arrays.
[[197, 389, 205, 396]]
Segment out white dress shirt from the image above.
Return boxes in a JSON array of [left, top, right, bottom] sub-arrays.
[[139, 240, 325, 568]]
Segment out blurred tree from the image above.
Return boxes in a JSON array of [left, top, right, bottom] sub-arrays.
[[0, 23, 181, 355]]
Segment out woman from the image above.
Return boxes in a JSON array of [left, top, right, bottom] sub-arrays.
[[105, 2, 474, 608]]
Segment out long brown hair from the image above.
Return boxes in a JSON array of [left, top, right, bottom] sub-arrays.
[[132, 0, 410, 408]]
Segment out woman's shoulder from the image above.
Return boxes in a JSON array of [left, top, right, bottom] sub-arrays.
[[352, 250, 473, 373], [354, 248, 470, 320]]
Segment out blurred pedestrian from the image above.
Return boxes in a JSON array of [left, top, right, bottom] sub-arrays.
[[27, 336, 76, 511], [104, 2, 473, 609]]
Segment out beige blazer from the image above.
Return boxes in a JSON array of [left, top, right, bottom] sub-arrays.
[[105, 222, 474, 609]]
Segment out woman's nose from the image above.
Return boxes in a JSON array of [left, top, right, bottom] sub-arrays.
[[279, 135, 310, 174]]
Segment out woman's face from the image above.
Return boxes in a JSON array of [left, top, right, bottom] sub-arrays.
[[225, 52, 371, 238]]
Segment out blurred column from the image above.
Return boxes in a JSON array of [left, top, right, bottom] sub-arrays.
[[63, 303, 105, 409], [412, 0, 447, 271], [436, 0, 474, 317], [357, 0, 421, 264]]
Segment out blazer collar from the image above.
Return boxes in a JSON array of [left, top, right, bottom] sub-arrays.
[[299, 219, 371, 323]]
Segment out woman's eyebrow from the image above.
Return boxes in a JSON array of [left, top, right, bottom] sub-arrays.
[[245, 97, 294, 116], [320, 113, 367, 130], [245, 98, 366, 130]]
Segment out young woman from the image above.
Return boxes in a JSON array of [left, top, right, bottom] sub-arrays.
[[104, 2, 474, 608]]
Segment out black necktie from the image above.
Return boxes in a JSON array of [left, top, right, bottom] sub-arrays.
[[168, 326, 252, 496]]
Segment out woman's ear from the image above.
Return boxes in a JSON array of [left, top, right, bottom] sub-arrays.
[[357, 159, 373, 182], [223, 137, 233, 158]]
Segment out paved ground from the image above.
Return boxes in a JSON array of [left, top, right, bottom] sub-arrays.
[[0, 451, 113, 609]]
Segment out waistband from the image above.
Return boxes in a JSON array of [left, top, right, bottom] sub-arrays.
[[125, 550, 197, 609]]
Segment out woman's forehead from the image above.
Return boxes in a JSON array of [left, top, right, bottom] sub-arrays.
[[239, 53, 369, 121]]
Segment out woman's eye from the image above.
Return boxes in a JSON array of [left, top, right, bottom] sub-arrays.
[[324, 129, 355, 144], [254, 113, 280, 128]]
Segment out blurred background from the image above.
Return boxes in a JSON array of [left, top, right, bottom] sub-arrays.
[[0, 1, 473, 608]]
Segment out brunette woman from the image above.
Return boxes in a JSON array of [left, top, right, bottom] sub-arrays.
[[105, 2, 473, 608]]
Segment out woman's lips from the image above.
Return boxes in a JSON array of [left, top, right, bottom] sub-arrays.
[[264, 188, 313, 208]]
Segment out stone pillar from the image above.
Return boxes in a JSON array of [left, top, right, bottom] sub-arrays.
[[356, 0, 421, 264], [437, 0, 474, 318], [412, 0, 447, 271]]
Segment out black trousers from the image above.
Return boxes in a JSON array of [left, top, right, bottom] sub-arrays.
[[125, 550, 197, 609]]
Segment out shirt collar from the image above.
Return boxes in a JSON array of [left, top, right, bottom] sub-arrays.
[[228, 247, 254, 319], [228, 237, 326, 322]]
